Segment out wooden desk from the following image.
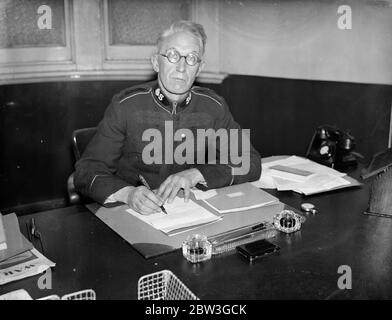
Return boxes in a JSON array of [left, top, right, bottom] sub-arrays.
[[1, 177, 392, 300]]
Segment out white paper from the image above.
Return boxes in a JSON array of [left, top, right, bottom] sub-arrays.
[[256, 156, 351, 195], [268, 168, 310, 183], [294, 174, 351, 195], [126, 197, 221, 235], [273, 176, 302, 191], [0, 248, 55, 286], [262, 155, 306, 169], [191, 188, 218, 200], [263, 155, 346, 177], [251, 171, 276, 189], [0, 289, 33, 300]]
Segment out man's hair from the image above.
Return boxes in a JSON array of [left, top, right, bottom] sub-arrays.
[[157, 20, 207, 55]]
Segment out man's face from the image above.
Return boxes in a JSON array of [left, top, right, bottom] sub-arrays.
[[152, 31, 203, 97]]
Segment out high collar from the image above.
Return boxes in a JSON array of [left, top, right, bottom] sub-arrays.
[[153, 84, 192, 111]]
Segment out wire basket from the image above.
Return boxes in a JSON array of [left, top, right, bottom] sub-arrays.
[[38, 289, 96, 300], [138, 270, 199, 300], [61, 289, 96, 300]]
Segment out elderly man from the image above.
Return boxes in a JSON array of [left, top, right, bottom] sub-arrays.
[[74, 21, 261, 215]]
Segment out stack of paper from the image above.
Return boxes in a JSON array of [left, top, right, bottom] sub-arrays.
[[252, 156, 353, 195], [0, 213, 55, 286], [0, 213, 33, 262], [126, 197, 221, 236]]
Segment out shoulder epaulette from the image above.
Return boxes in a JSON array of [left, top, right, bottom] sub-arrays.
[[115, 85, 151, 104], [191, 86, 224, 107]]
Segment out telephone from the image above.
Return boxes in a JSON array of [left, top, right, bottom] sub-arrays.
[[306, 125, 362, 170]]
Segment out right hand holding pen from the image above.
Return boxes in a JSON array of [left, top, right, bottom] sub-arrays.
[[127, 186, 164, 215]]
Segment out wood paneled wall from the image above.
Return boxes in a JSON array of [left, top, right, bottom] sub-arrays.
[[0, 76, 391, 214]]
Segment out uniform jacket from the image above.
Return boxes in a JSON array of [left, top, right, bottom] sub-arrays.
[[74, 80, 261, 205]]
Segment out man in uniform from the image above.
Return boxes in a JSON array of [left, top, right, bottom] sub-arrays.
[[74, 21, 261, 215]]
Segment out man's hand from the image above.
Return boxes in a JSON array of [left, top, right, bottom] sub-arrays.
[[157, 168, 205, 203], [127, 186, 164, 215]]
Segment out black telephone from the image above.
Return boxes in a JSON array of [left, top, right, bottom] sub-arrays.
[[306, 125, 362, 170]]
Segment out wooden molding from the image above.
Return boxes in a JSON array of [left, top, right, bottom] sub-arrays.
[[0, 68, 226, 85]]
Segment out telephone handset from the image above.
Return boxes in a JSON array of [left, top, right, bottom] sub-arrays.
[[306, 125, 363, 170]]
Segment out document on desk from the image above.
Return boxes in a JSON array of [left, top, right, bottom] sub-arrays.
[[126, 197, 221, 236], [202, 183, 279, 214], [0, 213, 33, 262], [0, 248, 55, 286], [253, 155, 359, 195], [292, 173, 351, 195]]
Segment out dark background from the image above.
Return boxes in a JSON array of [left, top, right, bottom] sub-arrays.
[[1, 76, 391, 214]]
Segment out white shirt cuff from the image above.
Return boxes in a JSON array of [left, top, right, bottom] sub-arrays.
[[104, 186, 134, 204]]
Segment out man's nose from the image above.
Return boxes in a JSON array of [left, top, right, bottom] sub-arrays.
[[176, 56, 186, 72]]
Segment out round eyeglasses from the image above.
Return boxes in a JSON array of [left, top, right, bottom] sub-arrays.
[[159, 48, 201, 67]]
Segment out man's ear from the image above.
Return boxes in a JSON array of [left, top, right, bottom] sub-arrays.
[[151, 54, 159, 73], [196, 60, 205, 77]]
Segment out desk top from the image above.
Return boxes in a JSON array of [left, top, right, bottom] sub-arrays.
[[1, 175, 392, 300]]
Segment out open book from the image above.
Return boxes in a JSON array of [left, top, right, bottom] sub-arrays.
[[202, 182, 279, 214], [126, 197, 221, 236]]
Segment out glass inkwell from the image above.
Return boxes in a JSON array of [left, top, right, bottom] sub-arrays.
[[182, 234, 212, 263], [273, 209, 303, 233]]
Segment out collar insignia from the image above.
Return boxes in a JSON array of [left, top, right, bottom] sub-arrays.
[[154, 86, 192, 108]]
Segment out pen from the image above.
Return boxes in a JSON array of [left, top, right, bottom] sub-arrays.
[[208, 222, 277, 255], [138, 174, 168, 214]]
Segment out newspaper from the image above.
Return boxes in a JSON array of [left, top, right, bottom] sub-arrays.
[[0, 248, 55, 286]]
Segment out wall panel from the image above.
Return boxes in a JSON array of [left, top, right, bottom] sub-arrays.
[[1, 77, 390, 214]]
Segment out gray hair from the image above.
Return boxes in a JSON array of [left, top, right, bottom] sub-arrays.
[[156, 20, 207, 55]]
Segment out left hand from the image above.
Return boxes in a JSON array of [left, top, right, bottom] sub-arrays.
[[157, 168, 205, 204]]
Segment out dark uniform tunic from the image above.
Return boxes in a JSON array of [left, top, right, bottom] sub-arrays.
[[74, 80, 261, 206]]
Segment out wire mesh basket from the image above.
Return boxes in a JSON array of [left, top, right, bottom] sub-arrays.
[[61, 289, 96, 300], [138, 270, 199, 300], [39, 289, 96, 300]]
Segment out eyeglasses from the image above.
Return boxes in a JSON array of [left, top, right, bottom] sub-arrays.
[[159, 48, 201, 66]]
